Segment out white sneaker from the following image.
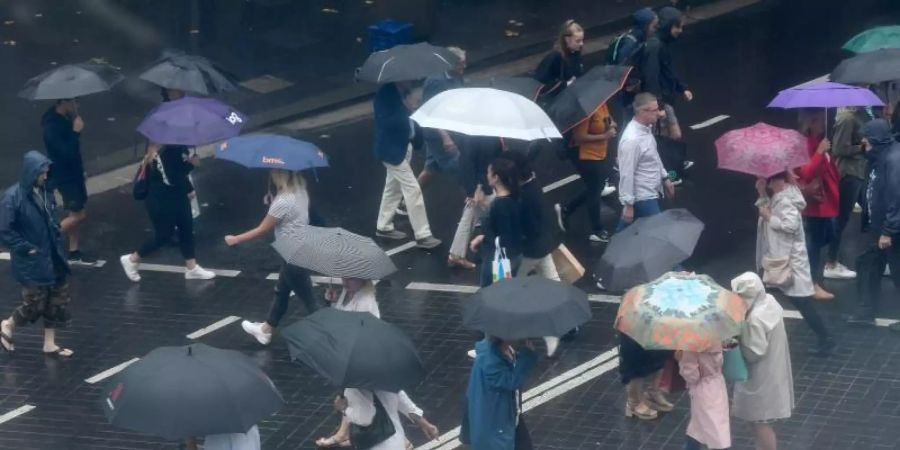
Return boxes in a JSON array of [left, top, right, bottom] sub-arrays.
[[596, 279, 606, 290], [466, 349, 477, 359], [824, 263, 856, 280], [185, 265, 216, 280], [601, 184, 617, 197], [544, 336, 560, 357], [119, 254, 141, 282], [886, 266, 892, 277], [853, 202, 862, 213], [241, 320, 272, 345]]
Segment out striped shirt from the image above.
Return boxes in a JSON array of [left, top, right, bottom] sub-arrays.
[[268, 190, 310, 238]]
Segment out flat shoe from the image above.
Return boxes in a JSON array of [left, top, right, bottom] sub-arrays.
[[0, 331, 14, 353], [43, 347, 73, 358], [315, 436, 350, 448]]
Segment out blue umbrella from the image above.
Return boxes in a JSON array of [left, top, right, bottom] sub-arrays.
[[215, 134, 329, 171], [137, 97, 247, 146]]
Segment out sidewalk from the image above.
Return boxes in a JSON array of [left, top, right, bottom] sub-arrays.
[[0, 0, 703, 187]]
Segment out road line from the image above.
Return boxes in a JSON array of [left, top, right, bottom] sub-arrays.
[[406, 282, 479, 294], [0, 252, 8, 261], [0, 404, 36, 425], [385, 241, 417, 256], [186, 316, 241, 339], [85, 357, 140, 384], [522, 347, 618, 402], [1, 252, 105, 267], [588, 293, 620, 305], [689, 114, 730, 130], [137, 263, 240, 278], [542, 174, 581, 193]]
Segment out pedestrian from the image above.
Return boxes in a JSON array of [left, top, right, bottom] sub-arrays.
[[159, 88, 203, 220], [534, 20, 584, 104], [826, 106, 869, 280], [333, 389, 411, 450], [372, 82, 441, 249], [222, 169, 321, 345], [0, 151, 74, 357], [447, 137, 504, 269], [469, 158, 523, 287], [656, 101, 690, 186], [119, 142, 215, 282], [460, 337, 538, 450], [730, 272, 794, 450], [755, 172, 835, 355], [554, 102, 618, 242], [200, 425, 261, 450], [794, 109, 839, 300], [42, 98, 92, 264], [619, 332, 674, 420], [847, 119, 900, 329], [417, 47, 467, 190], [607, 7, 659, 123], [677, 348, 731, 450]]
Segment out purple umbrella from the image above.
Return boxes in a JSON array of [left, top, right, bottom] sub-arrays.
[[137, 97, 247, 146], [767, 81, 884, 109]]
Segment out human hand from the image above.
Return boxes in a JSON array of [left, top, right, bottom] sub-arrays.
[[664, 179, 676, 199], [758, 206, 771, 221], [470, 235, 484, 252], [224, 235, 240, 246], [684, 90, 694, 101], [73, 116, 84, 132], [416, 416, 440, 440], [622, 205, 634, 223], [817, 138, 831, 154], [879, 235, 893, 249], [604, 128, 618, 139]]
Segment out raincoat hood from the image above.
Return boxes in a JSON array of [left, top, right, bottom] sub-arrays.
[[657, 6, 683, 42], [774, 183, 807, 211], [19, 150, 51, 191], [631, 7, 658, 41], [863, 118, 894, 160], [731, 272, 783, 331]]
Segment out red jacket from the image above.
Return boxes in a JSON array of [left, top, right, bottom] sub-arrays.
[[795, 134, 839, 218]]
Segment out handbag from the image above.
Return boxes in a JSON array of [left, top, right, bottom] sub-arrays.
[[798, 176, 825, 203], [132, 162, 149, 200], [349, 393, 396, 450], [550, 244, 585, 283], [657, 357, 686, 393], [723, 347, 749, 382], [492, 237, 513, 282], [761, 255, 792, 287]]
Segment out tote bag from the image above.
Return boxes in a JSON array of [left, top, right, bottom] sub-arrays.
[[723, 347, 749, 382], [492, 237, 513, 282]]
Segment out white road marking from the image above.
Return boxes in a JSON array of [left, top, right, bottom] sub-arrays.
[[186, 316, 241, 339], [689, 114, 730, 130], [137, 263, 240, 278], [588, 293, 620, 304], [0, 404, 36, 425], [542, 174, 581, 193], [0, 252, 8, 261], [406, 282, 479, 294], [385, 241, 417, 256], [85, 357, 140, 384]]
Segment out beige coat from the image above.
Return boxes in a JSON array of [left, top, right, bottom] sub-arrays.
[[755, 185, 815, 297]]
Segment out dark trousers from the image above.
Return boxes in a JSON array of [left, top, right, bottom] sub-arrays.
[[658, 136, 687, 177], [685, 435, 728, 450], [829, 176, 865, 262], [854, 232, 900, 318], [138, 193, 195, 260], [266, 263, 322, 327], [786, 295, 831, 343], [565, 158, 611, 233], [804, 217, 835, 285]]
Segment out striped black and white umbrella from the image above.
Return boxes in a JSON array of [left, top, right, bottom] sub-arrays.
[[273, 226, 397, 280]]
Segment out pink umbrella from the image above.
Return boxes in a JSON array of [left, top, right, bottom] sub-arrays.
[[715, 122, 810, 178]]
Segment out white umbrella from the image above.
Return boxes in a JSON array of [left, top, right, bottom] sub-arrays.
[[410, 88, 562, 141]]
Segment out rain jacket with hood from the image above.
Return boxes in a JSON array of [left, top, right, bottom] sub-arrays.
[[41, 107, 84, 186], [755, 183, 815, 297], [863, 119, 900, 237], [608, 7, 658, 65], [730, 272, 794, 423], [640, 6, 688, 106], [0, 151, 69, 287]]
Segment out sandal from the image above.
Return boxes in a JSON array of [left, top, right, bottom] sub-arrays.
[[43, 347, 74, 358], [315, 436, 350, 448], [0, 331, 13, 353], [447, 255, 476, 270]]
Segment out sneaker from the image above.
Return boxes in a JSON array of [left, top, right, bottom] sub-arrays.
[[466, 349, 477, 359], [853, 202, 862, 213], [185, 265, 216, 280], [544, 336, 560, 357], [554, 203, 567, 232], [589, 230, 611, 243], [68, 250, 97, 264], [601, 183, 617, 197], [824, 263, 856, 280], [416, 236, 442, 249], [376, 229, 407, 240], [241, 320, 272, 345], [683, 160, 695, 170], [119, 254, 141, 282]]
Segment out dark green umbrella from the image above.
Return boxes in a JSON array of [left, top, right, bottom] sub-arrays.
[[19, 61, 123, 100], [547, 65, 631, 133], [843, 26, 900, 53], [831, 49, 900, 85]]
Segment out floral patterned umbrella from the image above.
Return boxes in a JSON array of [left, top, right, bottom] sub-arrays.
[[715, 122, 809, 178], [616, 272, 746, 351]]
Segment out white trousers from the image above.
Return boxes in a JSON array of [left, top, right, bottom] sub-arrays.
[[376, 147, 432, 240]]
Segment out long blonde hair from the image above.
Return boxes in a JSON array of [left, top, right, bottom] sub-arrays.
[[269, 169, 306, 195]]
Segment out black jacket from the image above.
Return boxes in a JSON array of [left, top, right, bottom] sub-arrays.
[[0, 151, 69, 286], [534, 50, 584, 99], [640, 7, 687, 105], [862, 120, 900, 236], [147, 146, 195, 198], [42, 107, 84, 186], [519, 175, 560, 258], [373, 83, 412, 165], [459, 137, 503, 197]]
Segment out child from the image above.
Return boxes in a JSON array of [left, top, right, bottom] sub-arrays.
[[677, 347, 731, 450]]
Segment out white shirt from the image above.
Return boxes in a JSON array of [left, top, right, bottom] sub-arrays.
[[204, 425, 261, 450], [617, 120, 667, 205]]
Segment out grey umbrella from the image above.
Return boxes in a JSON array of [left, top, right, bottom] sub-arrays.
[[593, 208, 705, 293], [356, 42, 460, 83], [139, 50, 238, 95], [19, 61, 124, 100], [272, 226, 397, 280], [830, 48, 900, 85]]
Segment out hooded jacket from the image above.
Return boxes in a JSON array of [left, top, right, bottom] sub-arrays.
[[640, 6, 688, 105], [755, 184, 815, 297], [0, 151, 69, 286], [609, 7, 657, 65], [42, 107, 84, 186], [862, 119, 900, 236]]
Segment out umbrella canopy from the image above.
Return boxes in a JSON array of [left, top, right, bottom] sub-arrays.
[[282, 308, 424, 392], [139, 51, 238, 95], [273, 226, 396, 280], [137, 97, 247, 146], [831, 49, 900, 85], [548, 65, 632, 133], [216, 134, 329, 171], [411, 88, 562, 141], [356, 42, 460, 83], [715, 122, 809, 178], [843, 26, 900, 53], [616, 272, 746, 351], [463, 276, 591, 340], [102, 343, 283, 440], [594, 209, 704, 293], [19, 61, 124, 100], [767, 81, 884, 109], [467, 77, 543, 100]]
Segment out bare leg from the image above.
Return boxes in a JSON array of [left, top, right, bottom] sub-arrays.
[[315, 416, 351, 447], [752, 422, 777, 450], [43, 328, 73, 356], [60, 210, 86, 250], [1, 317, 15, 351]]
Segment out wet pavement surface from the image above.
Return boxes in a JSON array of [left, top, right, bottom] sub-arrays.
[[3, 0, 900, 449]]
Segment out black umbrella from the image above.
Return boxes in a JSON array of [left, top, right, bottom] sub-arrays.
[[547, 65, 632, 133], [102, 343, 283, 440], [463, 276, 592, 340], [19, 61, 124, 100], [272, 225, 397, 280], [468, 77, 543, 100], [282, 308, 425, 392], [356, 42, 460, 83], [830, 48, 900, 85], [139, 50, 238, 95], [594, 209, 704, 293]]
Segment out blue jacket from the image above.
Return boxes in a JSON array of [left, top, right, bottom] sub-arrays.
[[862, 120, 900, 236], [42, 107, 84, 186], [0, 151, 69, 286], [460, 340, 537, 450], [373, 83, 412, 165]]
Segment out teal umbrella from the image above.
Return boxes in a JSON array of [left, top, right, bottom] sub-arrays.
[[843, 26, 900, 53]]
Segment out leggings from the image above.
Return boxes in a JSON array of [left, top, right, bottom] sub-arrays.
[[138, 193, 195, 260], [565, 158, 611, 233], [266, 263, 323, 327]]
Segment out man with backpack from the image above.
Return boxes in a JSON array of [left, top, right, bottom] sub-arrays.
[[608, 7, 659, 124]]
